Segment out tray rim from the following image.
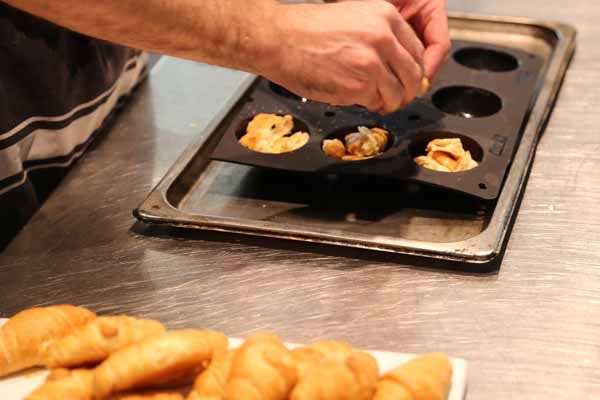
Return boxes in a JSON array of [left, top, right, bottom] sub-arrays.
[[134, 12, 577, 265]]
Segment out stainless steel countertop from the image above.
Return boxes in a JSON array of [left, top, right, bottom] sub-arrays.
[[1, 1, 599, 399]]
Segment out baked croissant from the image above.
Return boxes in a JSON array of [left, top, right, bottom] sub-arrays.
[[188, 349, 237, 400], [373, 353, 452, 400], [42, 316, 165, 368], [26, 368, 94, 400], [290, 342, 378, 400], [291, 340, 354, 376], [224, 332, 297, 400], [93, 330, 228, 399], [111, 389, 185, 400], [0, 305, 96, 377]]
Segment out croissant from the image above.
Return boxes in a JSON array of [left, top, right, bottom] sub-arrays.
[[188, 349, 237, 400], [26, 368, 94, 400], [224, 332, 297, 400], [93, 329, 228, 399], [291, 340, 354, 376], [373, 353, 452, 400], [0, 305, 96, 377], [42, 316, 165, 368], [290, 345, 378, 400], [111, 389, 185, 400]]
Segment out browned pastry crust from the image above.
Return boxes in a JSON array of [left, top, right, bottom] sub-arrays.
[[373, 353, 452, 400], [419, 78, 431, 97], [187, 349, 237, 400], [239, 114, 309, 154], [42, 316, 166, 369], [111, 389, 186, 400], [414, 138, 478, 172], [323, 127, 389, 161], [92, 330, 228, 399], [224, 332, 297, 400], [0, 305, 96, 377], [322, 139, 346, 159], [26, 368, 94, 400], [290, 341, 378, 400]]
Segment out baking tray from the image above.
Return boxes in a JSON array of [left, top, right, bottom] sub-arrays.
[[134, 13, 576, 265], [211, 41, 543, 201]]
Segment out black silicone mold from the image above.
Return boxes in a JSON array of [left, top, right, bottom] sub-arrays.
[[210, 40, 544, 200]]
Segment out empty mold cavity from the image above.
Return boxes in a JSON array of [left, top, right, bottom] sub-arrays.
[[432, 86, 502, 118], [454, 47, 519, 72]]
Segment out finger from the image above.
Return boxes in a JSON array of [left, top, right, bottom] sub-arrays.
[[390, 16, 425, 67], [375, 61, 406, 114], [381, 38, 423, 107], [424, 42, 449, 79], [412, 8, 451, 79], [352, 74, 384, 112]]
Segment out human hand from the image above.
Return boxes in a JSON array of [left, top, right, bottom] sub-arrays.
[[261, 0, 425, 114], [385, 0, 451, 79]]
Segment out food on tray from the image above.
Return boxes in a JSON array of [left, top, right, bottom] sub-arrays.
[[114, 390, 185, 400], [239, 113, 309, 154], [414, 138, 479, 172], [373, 353, 452, 400], [43, 316, 165, 368], [323, 126, 389, 161], [27, 368, 94, 400], [224, 332, 297, 400], [1, 305, 453, 399], [290, 341, 379, 400], [419, 77, 431, 97], [92, 329, 228, 398], [0, 305, 96, 377], [188, 349, 236, 399]]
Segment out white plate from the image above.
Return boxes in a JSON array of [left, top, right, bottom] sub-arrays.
[[0, 319, 467, 399]]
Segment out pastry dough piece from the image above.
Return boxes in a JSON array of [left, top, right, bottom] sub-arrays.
[[188, 350, 237, 400], [93, 330, 228, 399], [369, 127, 389, 150], [429, 151, 459, 171], [224, 332, 297, 400], [414, 156, 450, 172], [455, 150, 478, 171], [324, 127, 389, 161], [271, 132, 310, 153], [345, 127, 388, 157], [322, 139, 346, 159], [290, 348, 379, 400], [0, 305, 96, 377], [26, 368, 94, 400], [42, 316, 166, 368], [373, 353, 452, 400], [426, 138, 465, 159], [418, 77, 431, 97], [414, 138, 479, 172], [239, 114, 309, 154]]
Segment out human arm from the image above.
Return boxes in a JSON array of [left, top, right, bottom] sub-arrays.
[[2, 0, 425, 113]]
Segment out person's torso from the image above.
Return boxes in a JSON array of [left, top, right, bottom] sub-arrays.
[[0, 3, 147, 246]]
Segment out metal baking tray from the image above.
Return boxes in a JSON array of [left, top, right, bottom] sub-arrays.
[[211, 41, 543, 201], [134, 13, 576, 265]]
